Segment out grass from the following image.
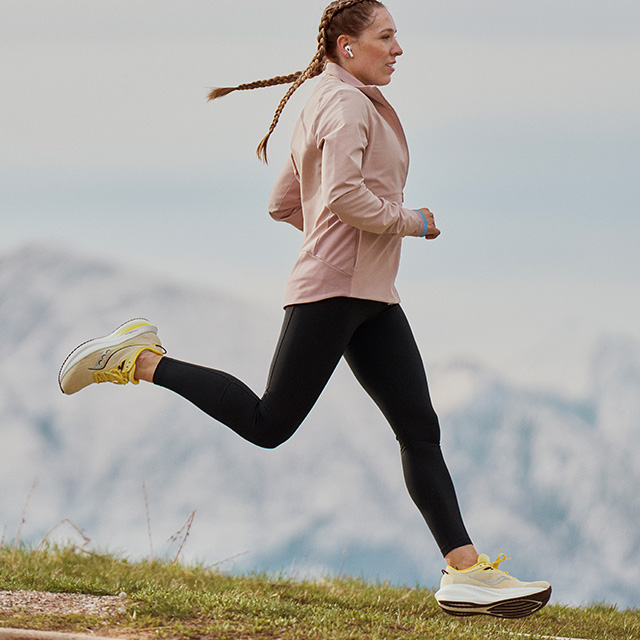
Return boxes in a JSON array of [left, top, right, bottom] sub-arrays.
[[0, 545, 638, 639]]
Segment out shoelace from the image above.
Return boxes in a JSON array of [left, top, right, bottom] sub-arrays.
[[91, 345, 165, 386], [442, 551, 513, 576], [482, 552, 512, 574], [93, 360, 133, 385]]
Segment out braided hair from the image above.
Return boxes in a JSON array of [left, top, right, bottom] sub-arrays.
[[208, 0, 385, 163]]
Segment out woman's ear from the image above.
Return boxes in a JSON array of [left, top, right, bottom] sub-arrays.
[[336, 34, 354, 59]]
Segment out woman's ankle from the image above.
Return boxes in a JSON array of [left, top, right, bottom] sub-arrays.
[[134, 349, 163, 382], [445, 544, 478, 571]]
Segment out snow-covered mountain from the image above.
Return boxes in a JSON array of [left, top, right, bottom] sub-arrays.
[[1, 245, 638, 609]]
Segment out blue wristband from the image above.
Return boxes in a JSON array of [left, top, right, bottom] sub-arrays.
[[414, 209, 428, 237]]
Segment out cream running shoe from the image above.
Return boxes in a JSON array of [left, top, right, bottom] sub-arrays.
[[435, 553, 551, 618], [58, 318, 165, 395]]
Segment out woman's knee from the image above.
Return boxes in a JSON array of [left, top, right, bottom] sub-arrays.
[[250, 415, 300, 449], [254, 433, 290, 449], [393, 408, 441, 447]]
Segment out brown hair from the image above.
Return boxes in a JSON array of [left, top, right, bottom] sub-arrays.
[[208, 0, 385, 163]]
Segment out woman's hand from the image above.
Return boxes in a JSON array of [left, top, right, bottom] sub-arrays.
[[418, 207, 441, 239]]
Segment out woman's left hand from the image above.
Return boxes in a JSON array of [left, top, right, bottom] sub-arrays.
[[418, 207, 441, 240]]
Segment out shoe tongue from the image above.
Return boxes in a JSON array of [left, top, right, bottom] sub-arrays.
[[476, 553, 491, 564]]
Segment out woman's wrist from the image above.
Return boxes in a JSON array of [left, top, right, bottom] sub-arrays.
[[414, 209, 429, 237]]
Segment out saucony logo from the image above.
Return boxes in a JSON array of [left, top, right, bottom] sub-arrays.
[[88, 342, 159, 371], [89, 346, 125, 371], [475, 574, 512, 586], [89, 348, 113, 371]]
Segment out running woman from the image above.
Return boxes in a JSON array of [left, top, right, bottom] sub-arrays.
[[59, 0, 551, 618]]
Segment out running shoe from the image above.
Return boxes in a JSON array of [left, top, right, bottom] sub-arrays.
[[58, 318, 165, 395], [435, 553, 551, 618]]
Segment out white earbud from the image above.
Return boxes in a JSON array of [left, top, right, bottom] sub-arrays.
[[345, 45, 354, 58]]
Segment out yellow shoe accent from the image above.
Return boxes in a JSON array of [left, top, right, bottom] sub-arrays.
[[93, 346, 164, 386], [115, 320, 153, 335], [453, 552, 511, 575]]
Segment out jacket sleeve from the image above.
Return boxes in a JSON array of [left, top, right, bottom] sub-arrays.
[[316, 91, 424, 237], [268, 156, 304, 231]]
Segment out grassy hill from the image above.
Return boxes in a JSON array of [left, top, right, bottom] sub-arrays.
[[0, 546, 637, 639]]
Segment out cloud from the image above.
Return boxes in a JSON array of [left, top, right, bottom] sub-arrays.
[[2, 0, 639, 388]]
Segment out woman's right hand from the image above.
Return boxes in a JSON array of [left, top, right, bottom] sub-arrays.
[[418, 207, 441, 239]]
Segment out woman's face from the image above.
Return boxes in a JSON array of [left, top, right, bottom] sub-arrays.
[[339, 8, 403, 86]]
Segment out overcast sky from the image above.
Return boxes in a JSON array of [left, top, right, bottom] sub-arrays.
[[2, 0, 639, 394]]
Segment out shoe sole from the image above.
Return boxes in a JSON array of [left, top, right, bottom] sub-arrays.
[[436, 585, 551, 618], [58, 318, 158, 394]]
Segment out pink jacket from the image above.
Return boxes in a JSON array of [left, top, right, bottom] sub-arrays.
[[268, 62, 426, 306]]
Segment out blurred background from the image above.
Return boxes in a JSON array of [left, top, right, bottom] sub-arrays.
[[1, 0, 639, 609]]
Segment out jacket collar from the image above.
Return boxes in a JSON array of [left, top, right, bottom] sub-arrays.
[[323, 62, 407, 148], [324, 62, 393, 110], [325, 61, 366, 88]]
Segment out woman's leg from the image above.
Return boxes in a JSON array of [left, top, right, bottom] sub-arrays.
[[344, 304, 474, 558], [152, 298, 387, 449]]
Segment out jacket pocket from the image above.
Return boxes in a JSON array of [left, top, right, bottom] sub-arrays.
[[311, 216, 359, 276]]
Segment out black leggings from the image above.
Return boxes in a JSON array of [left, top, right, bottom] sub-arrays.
[[153, 297, 472, 556]]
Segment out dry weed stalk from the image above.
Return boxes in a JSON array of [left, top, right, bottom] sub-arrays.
[[338, 537, 349, 577], [167, 510, 196, 564], [13, 477, 38, 551], [206, 550, 250, 571], [142, 481, 154, 563], [37, 518, 91, 551]]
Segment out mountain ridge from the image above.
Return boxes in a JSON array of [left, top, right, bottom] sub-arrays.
[[1, 244, 638, 608]]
